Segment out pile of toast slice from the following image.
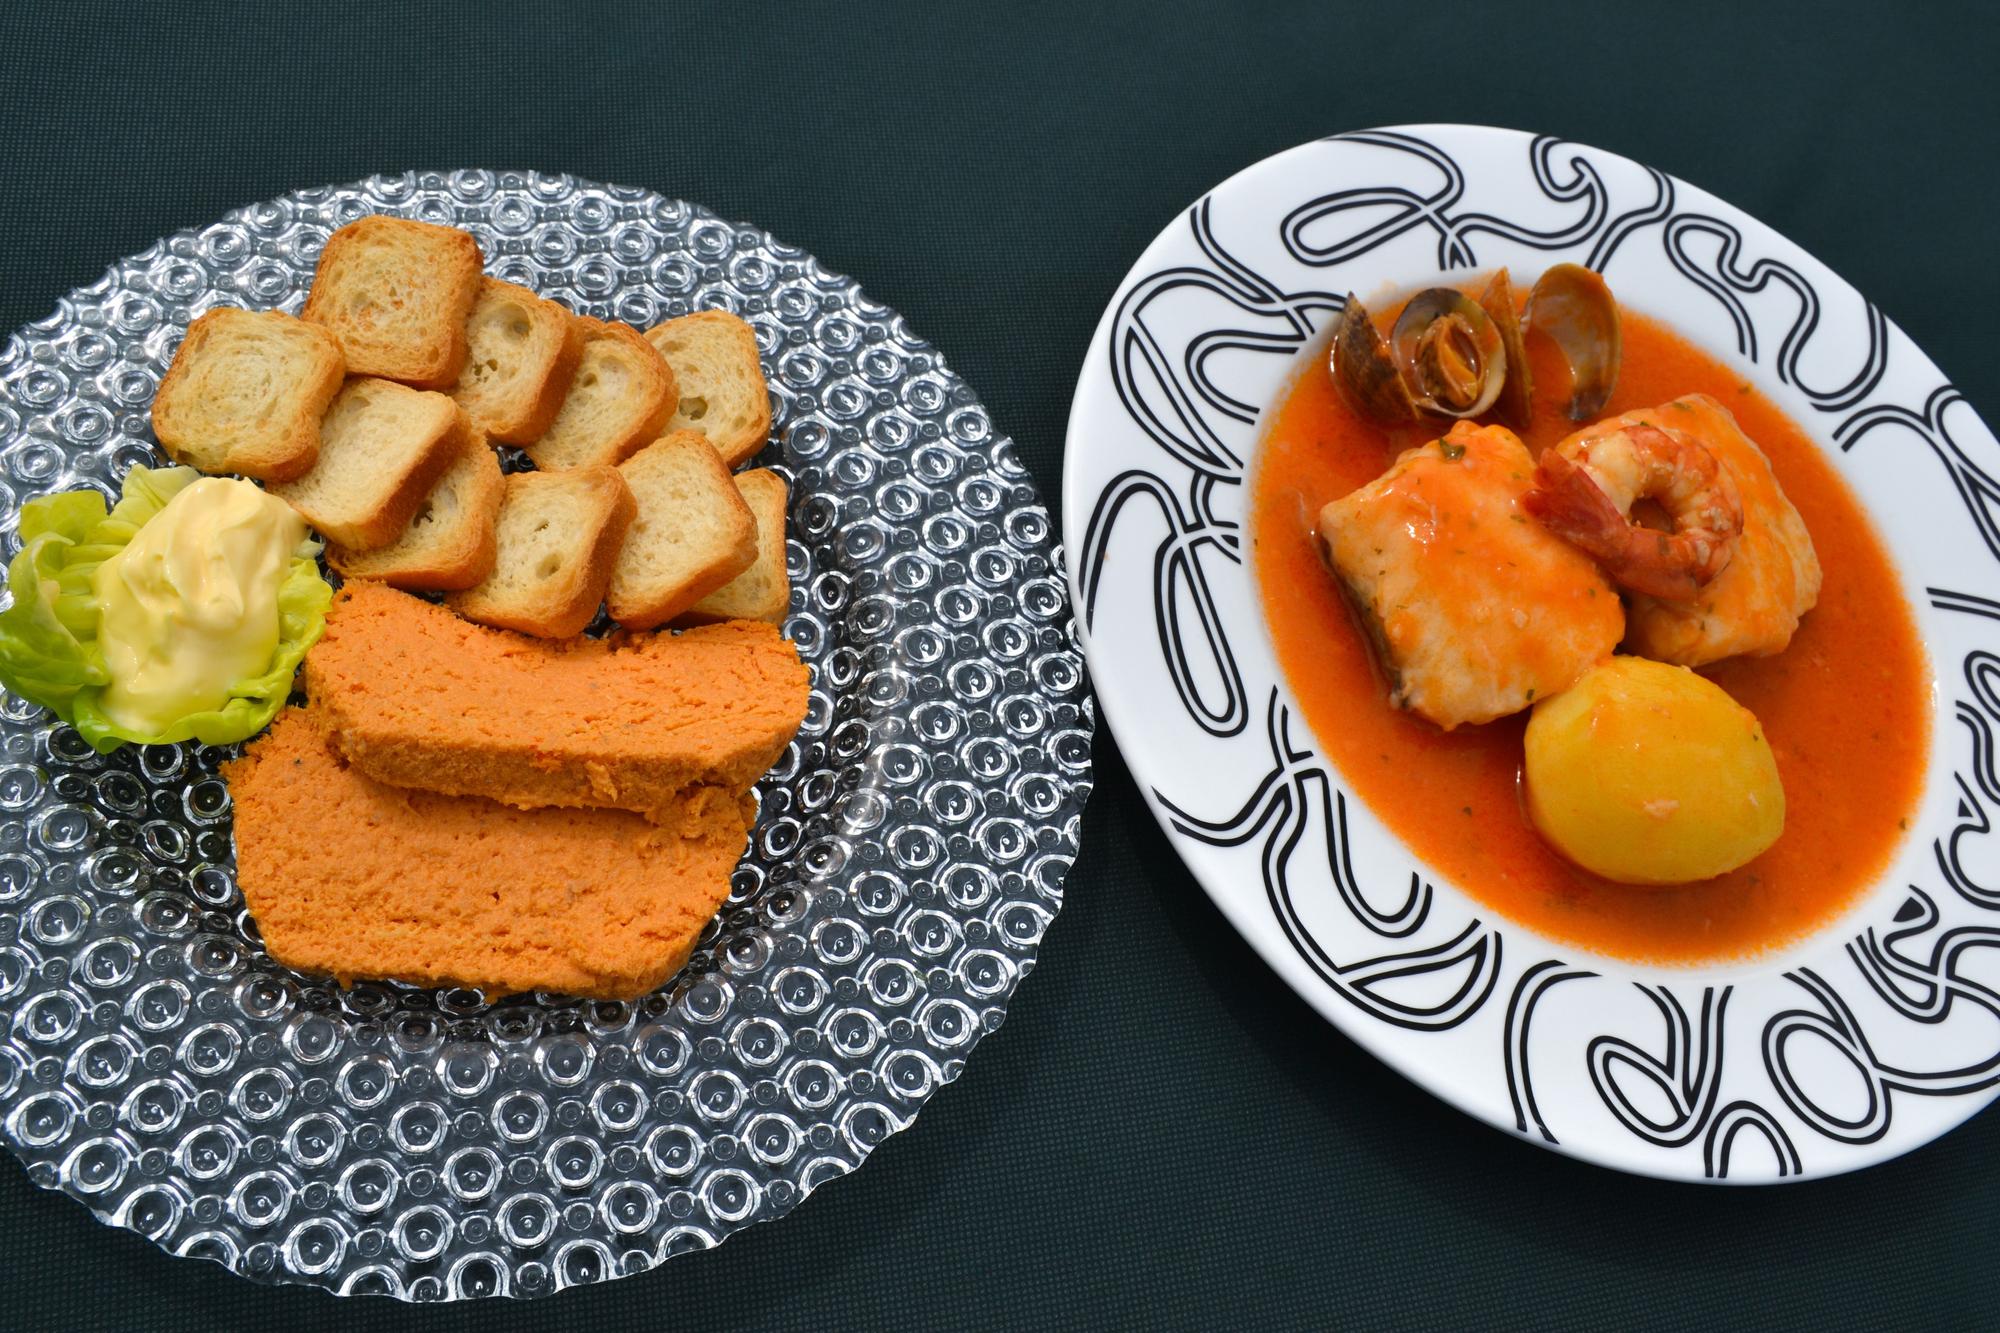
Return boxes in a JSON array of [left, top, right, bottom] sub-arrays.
[[151, 214, 787, 637]]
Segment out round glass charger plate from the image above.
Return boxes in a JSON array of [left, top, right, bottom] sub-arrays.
[[1064, 124, 2000, 1182], [0, 172, 1093, 1299]]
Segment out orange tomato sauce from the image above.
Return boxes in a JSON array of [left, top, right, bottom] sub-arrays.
[[1251, 304, 1930, 964]]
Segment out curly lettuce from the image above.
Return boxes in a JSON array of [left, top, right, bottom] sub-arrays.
[[0, 465, 331, 752]]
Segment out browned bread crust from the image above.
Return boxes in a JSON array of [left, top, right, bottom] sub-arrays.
[[150, 307, 345, 481], [272, 378, 462, 550], [451, 277, 583, 444], [445, 466, 636, 637], [301, 216, 483, 389], [644, 310, 772, 466], [608, 430, 758, 630], [525, 319, 678, 471], [326, 420, 504, 590], [681, 469, 790, 624]]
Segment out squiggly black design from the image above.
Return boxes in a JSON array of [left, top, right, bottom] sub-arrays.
[[1766, 965, 2000, 1145], [1841, 386, 2000, 569], [1157, 692, 1501, 1030], [1663, 213, 1888, 411], [1288, 132, 1656, 275], [1930, 586, 2000, 626], [1159, 691, 1430, 938], [1586, 166, 1675, 272], [1588, 987, 1729, 1147], [1849, 886, 2000, 1022], [1921, 639, 2000, 910], [1075, 468, 1246, 736], [1080, 198, 1349, 737], [1187, 200, 1340, 424], [1703, 1102, 1801, 1179], [1503, 960, 1595, 1142], [1112, 201, 1342, 468], [1286, 130, 1472, 270], [1450, 136, 1609, 255]]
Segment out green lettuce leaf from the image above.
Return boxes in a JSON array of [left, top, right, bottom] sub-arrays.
[[0, 465, 331, 753]]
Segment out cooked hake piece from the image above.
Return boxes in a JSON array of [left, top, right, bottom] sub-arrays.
[[1317, 421, 1623, 729], [1579, 394, 1821, 667]]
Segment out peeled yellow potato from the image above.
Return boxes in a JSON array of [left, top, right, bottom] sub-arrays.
[[1524, 657, 1784, 885]]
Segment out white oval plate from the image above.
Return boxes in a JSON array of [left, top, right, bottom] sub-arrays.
[[1064, 124, 2000, 1182]]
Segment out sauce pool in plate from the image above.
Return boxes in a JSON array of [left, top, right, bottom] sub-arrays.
[[1251, 305, 1930, 964]]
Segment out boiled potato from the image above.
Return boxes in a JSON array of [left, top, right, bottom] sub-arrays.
[[1524, 657, 1784, 884]]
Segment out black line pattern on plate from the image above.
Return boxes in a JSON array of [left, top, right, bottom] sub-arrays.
[[1760, 608, 2000, 1147], [1705, 1102, 1804, 1179], [1086, 126, 2000, 1177], [1157, 692, 1499, 1030], [1504, 960, 1595, 1143], [1076, 199, 1347, 738], [1075, 468, 1246, 736], [1842, 387, 2000, 565], [1663, 213, 1889, 411], [1589, 987, 1732, 1147]]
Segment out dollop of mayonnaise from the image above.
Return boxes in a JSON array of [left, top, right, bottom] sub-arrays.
[[91, 477, 304, 733]]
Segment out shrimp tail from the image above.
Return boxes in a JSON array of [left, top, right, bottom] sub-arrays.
[[1523, 450, 1628, 564], [1525, 449, 1726, 603]]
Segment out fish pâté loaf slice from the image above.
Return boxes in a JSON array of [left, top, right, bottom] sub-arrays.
[[450, 277, 584, 444], [226, 707, 751, 1000], [305, 582, 810, 816], [445, 466, 636, 638], [149, 307, 345, 481], [524, 318, 678, 471], [325, 419, 505, 590], [643, 310, 771, 467], [301, 215, 484, 389], [270, 377, 463, 550], [607, 430, 758, 630]]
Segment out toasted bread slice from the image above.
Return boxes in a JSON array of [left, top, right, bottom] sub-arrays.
[[681, 469, 790, 625], [644, 311, 771, 467], [450, 278, 583, 445], [308, 583, 810, 818], [272, 378, 460, 550], [447, 466, 635, 637], [607, 432, 758, 630], [525, 320, 677, 471], [326, 423, 504, 590], [301, 216, 483, 389], [150, 307, 344, 481]]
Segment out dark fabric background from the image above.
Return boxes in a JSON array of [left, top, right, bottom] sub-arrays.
[[2, 2, 1996, 1328]]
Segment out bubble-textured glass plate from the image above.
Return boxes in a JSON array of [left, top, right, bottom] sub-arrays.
[[0, 171, 1092, 1300]]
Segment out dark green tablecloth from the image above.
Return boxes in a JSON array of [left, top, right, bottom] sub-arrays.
[[2, 2, 1996, 1328]]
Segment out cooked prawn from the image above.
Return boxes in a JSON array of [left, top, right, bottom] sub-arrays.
[[1524, 422, 1744, 602]]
